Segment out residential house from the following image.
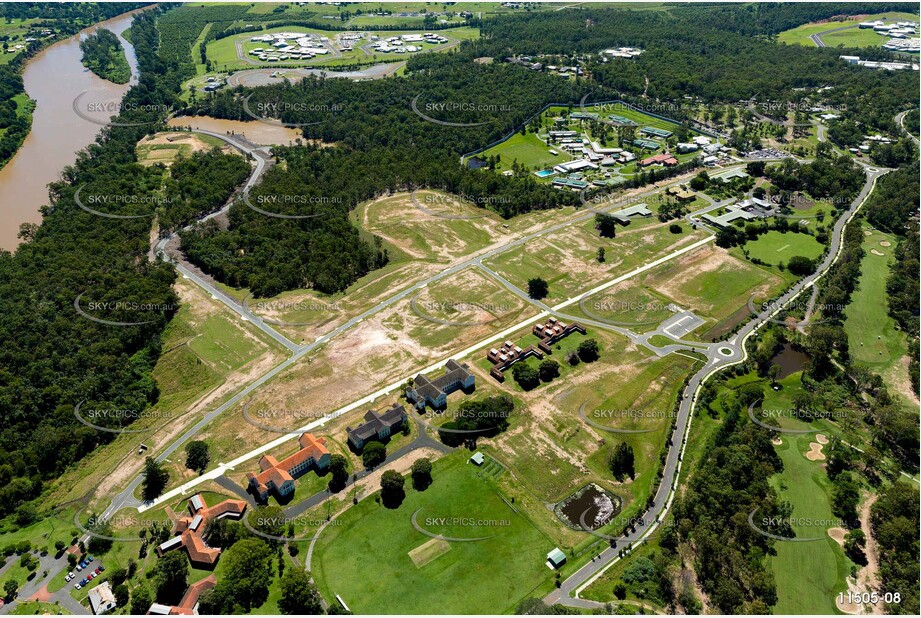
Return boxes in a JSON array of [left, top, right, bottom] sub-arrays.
[[610, 203, 652, 224], [89, 581, 117, 615]]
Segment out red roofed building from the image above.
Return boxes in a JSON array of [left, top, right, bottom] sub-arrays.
[[246, 433, 331, 501], [147, 574, 217, 615], [155, 495, 246, 568], [639, 153, 678, 167]]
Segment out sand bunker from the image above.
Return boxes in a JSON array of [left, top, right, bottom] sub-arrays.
[[863, 230, 872, 236], [816, 434, 828, 445], [771, 437, 783, 446], [879, 240, 891, 247], [806, 441, 826, 461], [828, 527, 847, 546], [870, 249, 885, 256]]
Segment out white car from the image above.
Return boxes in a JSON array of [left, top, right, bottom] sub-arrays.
[[74, 583, 82, 590], [65, 574, 72, 582]]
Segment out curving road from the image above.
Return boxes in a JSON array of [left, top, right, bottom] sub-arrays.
[[545, 164, 889, 607], [895, 109, 920, 146], [809, 23, 858, 47]]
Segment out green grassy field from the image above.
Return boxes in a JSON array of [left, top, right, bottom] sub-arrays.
[[744, 230, 825, 266], [843, 226, 915, 408], [777, 12, 919, 47], [313, 453, 552, 614], [487, 131, 571, 172], [484, 219, 708, 305], [641, 246, 785, 340], [8, 601, 69, 615], [572, 281, 674, 331], [0, 18, 40, 64], [768, 433, 852, 614]]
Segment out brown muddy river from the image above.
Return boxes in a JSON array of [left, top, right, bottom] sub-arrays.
[[0, 12, 139, 251]]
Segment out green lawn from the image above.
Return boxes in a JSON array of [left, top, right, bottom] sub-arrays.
[[9, 601, 69, 615], [768, 433, 853, 614], [572, 281, 674, 331], [484, 131, 571, 172], [313, 453, 552, 614], [744, 230, 825, 266]]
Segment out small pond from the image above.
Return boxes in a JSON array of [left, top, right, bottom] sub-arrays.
[[771, 343, 810, 380], [555, 483, 622, 531]]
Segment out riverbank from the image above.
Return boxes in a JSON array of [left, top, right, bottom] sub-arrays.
[[0, 9, 143, 251]]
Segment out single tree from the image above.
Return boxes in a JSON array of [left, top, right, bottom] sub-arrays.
[[327, 454, 349, 493], [278, 568, 324, 614], [577, 338, 600, 362], [512, 362, 540, 390], [362, 441, 387, 468], [595, 213, 617, 238], [597, 247, 606, 263], [608, 442, 635, 481], [184, 441, 210, 474], [538, 359, 561, 382], [380, 470, 406, 508], [113, 583, 130, 607], [130, 587, 151, 615], [3, 579, 18, 599], [527, 277, 549, 300], [141, 457, 169, 501], [411, 458, 433, 491]]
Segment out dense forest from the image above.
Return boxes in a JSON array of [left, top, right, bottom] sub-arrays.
[[870, 482, 920, 614], [158, 149, 251, 231], [0, 65, 29, 168], [0, 8, 240, 522], [674, 386, 784, 614], [468, 4, 916, 133], [79, 27, 131, 84]]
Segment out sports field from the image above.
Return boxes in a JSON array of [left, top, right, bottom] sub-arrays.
[[744, 230, 825, 266], [313, 453, 552, 614], [485, 131, 571, 172]]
